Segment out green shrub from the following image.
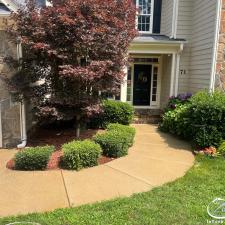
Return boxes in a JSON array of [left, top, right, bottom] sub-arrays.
[[89, 100, 134, 128], [15, 146, 54, 171], [159, 104, 192, 139], [160, 91, 225, 148], [165, 93, 192, 112], [218, 141, 225, 156], [61, 140, 102, 170], [94, 130, 129, 158], [188, 91, 225, 148], [106, 123, 136, 147], [193, 126, 223, 148]]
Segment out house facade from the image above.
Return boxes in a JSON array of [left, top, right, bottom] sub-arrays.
[[0, 0, 225, 148], [120, 0, 223, 111]]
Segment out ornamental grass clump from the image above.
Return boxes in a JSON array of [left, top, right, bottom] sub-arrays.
[[15, 146, 55, 171], [61, 140, 102, 170]]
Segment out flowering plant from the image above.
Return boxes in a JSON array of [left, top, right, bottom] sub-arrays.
[[166, 93, 192, 111], [195, 146, 218, 157]]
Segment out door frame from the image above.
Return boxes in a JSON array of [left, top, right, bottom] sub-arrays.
[[132, 64, 152, 107], [129, 57, 162, 109]]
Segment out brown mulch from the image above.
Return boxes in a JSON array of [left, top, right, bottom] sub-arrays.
[[7, 127, 114, 171]]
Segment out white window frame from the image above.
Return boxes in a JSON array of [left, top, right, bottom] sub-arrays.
[[136, 0, 154, 34]]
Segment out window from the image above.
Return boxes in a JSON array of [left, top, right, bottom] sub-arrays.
[[126, 67, 132, 102], [136, 0, 153, 32], [151, 66, 158, 103]]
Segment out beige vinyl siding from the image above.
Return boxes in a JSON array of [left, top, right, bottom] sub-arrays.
[[160, 0, 174, 37], [176, 0, 193, 94], [188, 0, 217, 93]]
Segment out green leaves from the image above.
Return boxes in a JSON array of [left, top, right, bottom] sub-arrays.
[[15, 146, 55, 171], [160, 91, 225, 148], [61, 140, 102, 170], [94, 124, 135, 158]]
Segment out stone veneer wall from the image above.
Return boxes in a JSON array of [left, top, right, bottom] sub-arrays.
[[0, 18, 21, 148], [215, 0, 225, 91]]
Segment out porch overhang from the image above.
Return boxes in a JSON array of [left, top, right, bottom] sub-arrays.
[[129, 35, 186, 54]]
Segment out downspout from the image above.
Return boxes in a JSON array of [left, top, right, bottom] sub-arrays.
[[171, 0, 179, 39], [16, 39, 27, 149], [210, 0, 222, 92], [17, 101, 27, 149]]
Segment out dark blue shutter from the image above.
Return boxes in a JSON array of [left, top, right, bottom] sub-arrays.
[[153, 0, 162, 34]]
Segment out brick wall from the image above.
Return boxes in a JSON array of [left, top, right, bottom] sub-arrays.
[[215, 0, 225, 91]]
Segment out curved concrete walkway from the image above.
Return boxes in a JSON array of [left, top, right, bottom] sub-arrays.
[[0, 124, 194, 217]]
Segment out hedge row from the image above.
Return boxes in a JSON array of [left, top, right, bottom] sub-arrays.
[[15, 124, 136, 171]]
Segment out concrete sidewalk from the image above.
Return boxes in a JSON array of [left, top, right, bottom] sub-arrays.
[[0, 124, 194, 217]]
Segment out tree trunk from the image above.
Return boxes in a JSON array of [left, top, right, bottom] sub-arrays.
[[76, 115, 81, 138]]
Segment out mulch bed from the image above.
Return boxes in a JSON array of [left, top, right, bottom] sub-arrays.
[[6, 127, 114, 171]]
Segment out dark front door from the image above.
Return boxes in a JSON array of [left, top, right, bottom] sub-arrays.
[[133, 64, 152, 106]]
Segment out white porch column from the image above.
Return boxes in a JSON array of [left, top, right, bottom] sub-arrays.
[[120, 66, 128, 102], [170, 53, 176, 97], [175, 53, 180, 96]]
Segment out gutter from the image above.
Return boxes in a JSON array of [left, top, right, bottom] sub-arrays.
[[1, 0, 18, 12], [131, 40, 186, 45], [16, 40, 27, 149], [210, 0, 222, 92]]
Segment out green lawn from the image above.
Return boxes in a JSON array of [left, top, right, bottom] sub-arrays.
[[0, 156, 225, 225]]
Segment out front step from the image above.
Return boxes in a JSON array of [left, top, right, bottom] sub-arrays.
[[133, 109, 162, 124]]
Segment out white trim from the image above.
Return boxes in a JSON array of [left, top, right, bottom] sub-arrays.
[[170, 53, 176, 96], [171, 0, 179, 38], [136, 0, 154, 33], [1, 0, 18, 12], [129, 58, 161, 108], [129, 50, 178, 54], [175, 53, 180, 96], [210, 0, 222, 92], [173, 0, 179, 39], [120, 67, 128, 102]]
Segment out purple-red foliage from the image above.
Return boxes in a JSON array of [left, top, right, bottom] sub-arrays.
[[8, 0, 137, 123]]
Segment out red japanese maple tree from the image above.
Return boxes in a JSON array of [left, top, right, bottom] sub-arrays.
[[8, 0, 137, 136]]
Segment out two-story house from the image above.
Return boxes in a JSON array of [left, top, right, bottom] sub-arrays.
[[0, 0, 225, 148], [121, 0, 223, 112]]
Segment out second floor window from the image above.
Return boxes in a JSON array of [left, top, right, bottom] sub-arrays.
[[137, 0, 153, 33]]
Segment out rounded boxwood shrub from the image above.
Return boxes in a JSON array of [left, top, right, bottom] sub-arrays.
[[89, 100, 134, 128], [106, 123, 136, 147], [61, 140, 102, 170], [102, 100, 134, 126], [94, 130, 129, 158], [15, 146, 55, 171]]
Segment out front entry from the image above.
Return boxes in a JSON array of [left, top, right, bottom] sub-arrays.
[[133, 64, 152, 106]]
